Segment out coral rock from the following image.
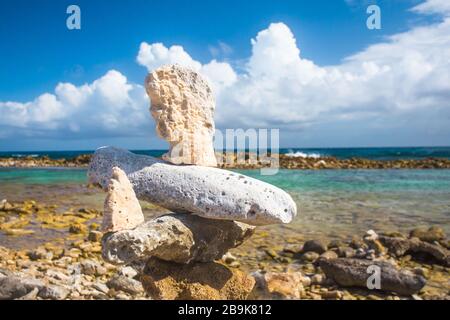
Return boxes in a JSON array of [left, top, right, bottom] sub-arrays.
[[102, 167, 144, 232], [145, 64, 217, 167]]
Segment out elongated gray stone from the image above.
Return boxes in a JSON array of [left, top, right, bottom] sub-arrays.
[[102, 213, 255, 265], [88, 146, 297, 225], [319, 258, 426, 296]]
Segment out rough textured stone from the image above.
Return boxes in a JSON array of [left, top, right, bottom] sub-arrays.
[[0, 275, 45, 300], [252, 271, 306, 299], [88, 146, 297, 225], [106, 275, 144, 295], [38, 284, 70, 300], [102, 167, 144, 232], [319, 258, 427, 296], [102, 213, 254, 265], [145, 64, 217, 167], [302, 239, 328, 254], [379, 235, 450, 266], [409, 227, 446, 243], [141, 258, 255, 300]]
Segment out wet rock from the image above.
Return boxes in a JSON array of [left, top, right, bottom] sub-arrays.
[[319, 258, 426, 296], [337, 246, 356, 258], [302, 240, 328, 254], [409, 227, 446, 243], [145, 64, 217, 167], [28, 247, 53, 261], [102, 213, 254, 265], [88, 146, 297, 225], [301, 251, 320, 262], [252, 271, 305, 299], [141, 258, 255, 300], [379, 235, 450, 266], [107, 275, 143, 295], [320, 250, 338, 260], [102, 167, 145, 232], [88, 230, 103, 242], [69, 223, 87, 234]]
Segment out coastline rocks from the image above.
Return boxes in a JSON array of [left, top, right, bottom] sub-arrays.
[[145, 65, 217, 167], [252, 271, 306, 300], [102, 167, 144, 232], [141, 258, 255, 300], [319, 258, 427, 296], [409, 227, 446, 243], [0, 275, 45, 300], [102, 213, 255, 265], [88, 146, 297, 225], [379, 235, 450, 266], [302, 239, 328, 254], [106, 275, 144, 295]]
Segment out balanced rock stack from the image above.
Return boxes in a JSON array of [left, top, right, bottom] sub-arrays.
[[88, 64, 297, 300]]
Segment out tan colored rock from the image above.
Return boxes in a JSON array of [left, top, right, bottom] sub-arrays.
[[141, 258, 255, 300], [102, 213, 255, 265], [145, 64, 217, 167], [252, 271, 306, 299], [102, 167, 144, 232]]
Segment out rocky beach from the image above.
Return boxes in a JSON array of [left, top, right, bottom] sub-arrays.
[[0, 199, 449, 300], [1, 65, 449, 300], [2, 153, 450, 170]]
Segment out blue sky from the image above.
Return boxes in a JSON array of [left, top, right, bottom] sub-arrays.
[[0, 0, 449, 151]]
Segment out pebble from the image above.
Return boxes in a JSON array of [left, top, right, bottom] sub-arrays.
[[107, 275, 144, 295]]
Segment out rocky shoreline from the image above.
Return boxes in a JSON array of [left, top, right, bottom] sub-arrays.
[[1, 199, 449, 300], [1, 153, 450, 169]]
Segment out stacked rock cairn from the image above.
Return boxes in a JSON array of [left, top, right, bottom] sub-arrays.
[[88, 64, 297, 300]]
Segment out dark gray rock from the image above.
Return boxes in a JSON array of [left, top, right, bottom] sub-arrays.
[[107, 275, 143, 295], [0, 275, 45, 300], [319, 258, 426, 296], [302, 240, 328, 254], [379, 236, 450, 266]]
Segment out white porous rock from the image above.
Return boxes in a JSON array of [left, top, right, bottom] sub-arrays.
[[102, 167, 145, 232], [145, 64, 217, 167], [102, 213, 255, 265], [88, 147, 297, 226]]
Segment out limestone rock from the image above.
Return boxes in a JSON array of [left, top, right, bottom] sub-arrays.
[[319, 258, 426, 296], [141, 258, 255, 300], [0, 275, 45, 300], [88, 147, 297, 225], [106, 275, 144, 295], [252, 271, 306, 299], [379, 235, 450, 266], [146, 64, 217, 167], [102, 213, 255, 265], [102, 167, 144, 232], [409, 227, 446, 243]]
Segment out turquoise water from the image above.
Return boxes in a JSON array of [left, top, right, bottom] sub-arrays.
[[1, 168, 449, 241], [1, 146, 450, 160]]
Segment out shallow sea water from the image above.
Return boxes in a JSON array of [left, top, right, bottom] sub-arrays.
[[0, 168, 449, 249]]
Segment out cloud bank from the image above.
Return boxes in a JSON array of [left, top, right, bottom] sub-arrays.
[[1, 0, 449, 147]]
